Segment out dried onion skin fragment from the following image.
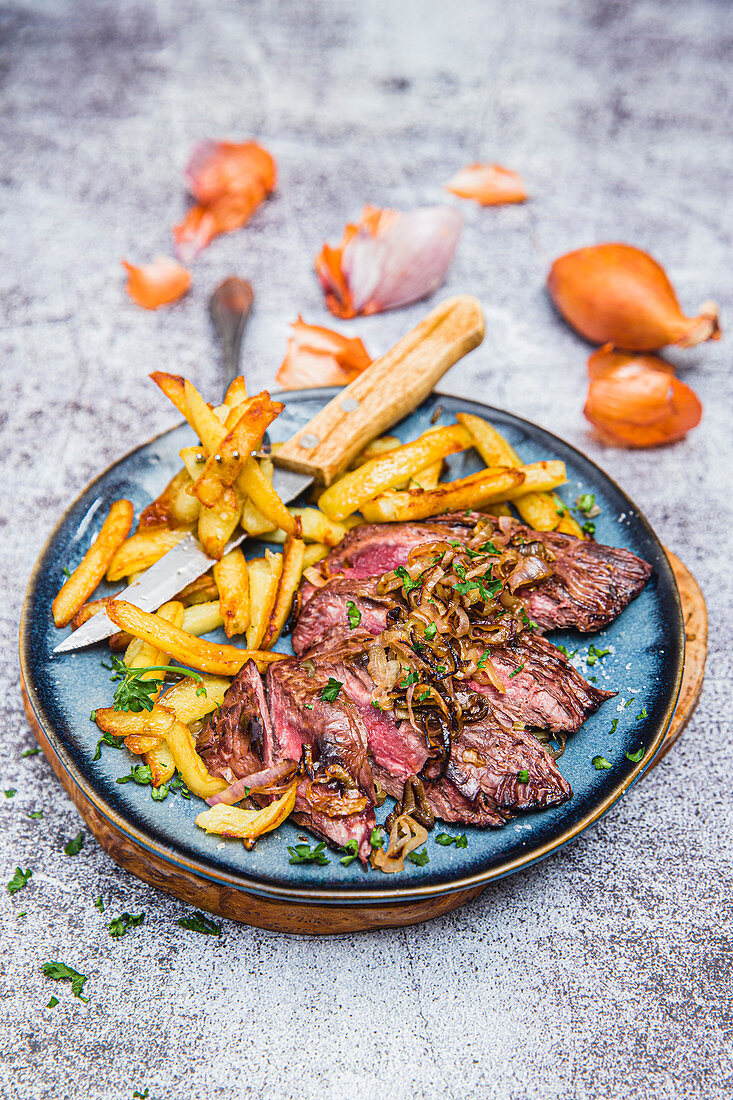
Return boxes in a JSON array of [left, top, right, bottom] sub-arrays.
[[122, 256, 191, 310], [445, 163, 527, 206]]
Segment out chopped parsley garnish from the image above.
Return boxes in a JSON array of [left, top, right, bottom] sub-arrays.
[[321, 678, 343, 703], [63, 832, 84, 856], [177, 911, 222, 935], [476, 650, 491, 670], [21, 748, 41, 758], [454, 576, 502, 601], [339, 839, 359, 866], [93, 731, 125, 761], [46, 996, 59, 1009], [520, 609, 539, 630], [508, 664, 525, 679], [609, 719, 619, 734], [4, 789, 16, 798], [116, 764, 153, 786], [394, 565, 421, 593], [399, 670, 419, 689], [424, 622, 437, 641], [555, 501, 567, 516], [305, 703, 314, 710], [346, 600, 362, 629], [637, 706, 648, 720], [7, 867, 32, 895], [624, 697, 635, 708], [415, 690, 431, 703], [288, 841, 329, 866], [89, 710, 97, 723], [43, 961, 88, 1001], [133, 1091, 150, 1100], [582, 521, 596, 537], [586, 645, 610, 667], [62, 566, 71, 578], [370, 827, 384, 849], [27, 810, 43, 819], [108, 911, 145, 938], [94, 896, 104, 912], [454, 560, 466, 581], [517, 769, 529, 783], [150, 783, 169, 801], [435, 832, 467, 848], [169, 772, 191, 799], [592, 756, 613, 770], [105, 655, 204, 713], [576, 493, 599, 516], [625, 746, 645, 762], [556, 644, 578, 660], [406, 847, 429, 867]]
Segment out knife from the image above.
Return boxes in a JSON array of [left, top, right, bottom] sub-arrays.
[[54, 294, 485, 654]]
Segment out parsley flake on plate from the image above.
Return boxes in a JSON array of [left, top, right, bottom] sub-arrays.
[[394, 565, 422, 593], [346, 600, 362, 629], [7, 867, 32, 895], [21, 748, 41, 758], [288, 841, 329, 866], [637, 706, 649, 720], [370, 827, 384, 849], [116, 764, 153, 787], [586, 645, 610, 667], [321, 678, 343, 703], [406, 847, 429, 867], [625, 746, 646, 762], [93, 731, 124, 761], [177, 910, 222, 935], [339, 839, 359, 866], [94, 896, 105, 912], [435, 833, 467, 848], [4, 789, 17, 799], [609, 719, 619, 734], [592, 756, 613, 770], [28, 810, 43, 820], [46, 996, 59, 1009], [517, 769, 529, 783]]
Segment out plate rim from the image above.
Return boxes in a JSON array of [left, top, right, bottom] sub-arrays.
[[19, 388, 685, 905]]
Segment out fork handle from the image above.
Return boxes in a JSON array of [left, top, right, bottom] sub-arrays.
[[209, 277, 255, 396]]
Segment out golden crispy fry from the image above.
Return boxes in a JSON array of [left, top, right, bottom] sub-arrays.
[[224, 375, 248, 407], [52, 500, 134, 627], [177, 574, 219, 606], [195, 784, 296, 840], [182, 601, 225, 636], [123, 600, 185, 679], [95, 704, 178, 739], [237, 457, 297, 535], [485, 501, 514, 518], [106, 526, 191, 583], [360, 467, 526, 523], [150, 372, 188, 417], [105, 600, 286, 675], [240, 458, 277, 536], [262, 537, 305, 649], [138, 469, 198, 529], [71, 594, 120, 631], [213, 548, 251, 637], [262, 506, 352, 548], [159, 674, 231, 723], [145, 743, 176, 787], [302, 543, 329, 569], [457, 412, 581, 536], [318, 425, 472, 521], [159, 717, 227, 798], [125, 735, 160, 754], [193, 393, 284, 507], [109, 631, 133, 652], [246, 552, 282, 650], [497, 461, 566, 499], [405, 458, 443, 491], [197, 486, 243, 560], [349, 435, 401, 468], [179, 445, 207, 483], [184, 379, 229, 453], [556, 509, 585, 538]]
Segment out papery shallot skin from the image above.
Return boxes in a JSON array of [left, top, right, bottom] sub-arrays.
[[316, 206, 462, 318]]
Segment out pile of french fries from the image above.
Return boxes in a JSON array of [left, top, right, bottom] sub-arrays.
[[52, 370, 580, 846]]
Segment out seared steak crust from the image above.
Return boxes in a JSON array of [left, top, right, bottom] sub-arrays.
[[197, 660, 269, 782]]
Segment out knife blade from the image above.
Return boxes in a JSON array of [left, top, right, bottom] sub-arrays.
[[53, 295, 485, 654]]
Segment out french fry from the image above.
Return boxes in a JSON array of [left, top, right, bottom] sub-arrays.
[[177, 574, 219, 606], [485, 501, 514, 518], [246, 552, 282, 650], [150, 372, 188, 418], [123, 600, 185, 676], [184, 379, 230, 453], [145, 743, 176, 787], [262, 507, 351, 547], [52, 500, 134, 627], [105, 600, 286, 675], [193, 393, 284, 507], [213, 548, 251, 637], [180, 445, 207, 483], [106, 526, 191, 583], [318, 425, 472, 521], [349, 435, 401, 468], [196, 784, 296, 840], [240, 458, 277, 536], [406, 459, 443, 491], [360, 467, 526, 523], [237, 457, 297, 535], [197, 486, 243, 560], [497, 461, 566, 499], [71, 594, 120, 631], [160, 674, 231, 723], [224, 375, 248, 407], [162, 717, 227, 798], [138, 469, 199, 529], [262, 537, 305, 649], [302, 543, 329, 569], [125, 735, 160, 754], [182, 601, 225, 636], [456, 413, 582, 535]]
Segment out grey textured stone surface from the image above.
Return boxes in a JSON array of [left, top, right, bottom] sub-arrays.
[[1, 1, 732, 1097]]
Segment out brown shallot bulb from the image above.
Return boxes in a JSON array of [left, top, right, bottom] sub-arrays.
[[584, 345, 702, 447], [548, 243, 720, 350]]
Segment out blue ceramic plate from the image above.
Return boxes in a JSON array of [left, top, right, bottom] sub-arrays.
[[21, 390, 684, 905]]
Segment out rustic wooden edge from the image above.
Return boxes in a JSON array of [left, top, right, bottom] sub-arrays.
[[20, 551, 706, 934], [640, 549, 708, 772]]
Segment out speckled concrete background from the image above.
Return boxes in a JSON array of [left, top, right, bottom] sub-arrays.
[[1, 1, 731, 1097]]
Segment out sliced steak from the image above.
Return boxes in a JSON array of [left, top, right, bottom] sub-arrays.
[[373, 766, 508, 828], [473, 633, 615, 733], [265, 655, 376, 862], [196, 660, 268, 781], [306, 513, 651, 633], [292, 577, 390, 655]]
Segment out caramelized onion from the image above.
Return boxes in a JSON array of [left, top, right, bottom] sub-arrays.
[[370, 814, 428, 874]]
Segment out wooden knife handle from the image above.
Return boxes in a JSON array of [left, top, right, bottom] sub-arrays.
[[275, 295, 485, 486]]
